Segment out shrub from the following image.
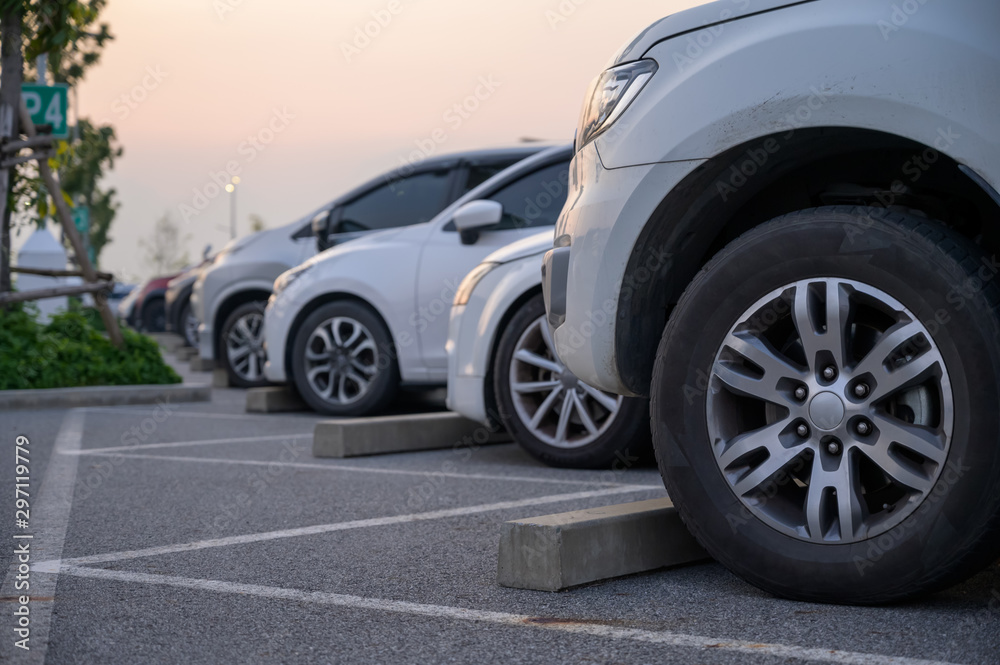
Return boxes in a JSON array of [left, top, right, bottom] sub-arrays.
[[0, 304, 181, 390]]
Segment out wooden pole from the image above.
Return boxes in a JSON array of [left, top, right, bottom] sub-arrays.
[[0, 9, 23, 297], [0, 280, 112, 305], [18, 100, 125, 348], [12, 265, 114, 281]]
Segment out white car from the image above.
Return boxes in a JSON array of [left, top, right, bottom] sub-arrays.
[[543, 0, 1000, 603], [192, 146, 542, 387], [264, 145, 573, 415], [447, 230, 649, 468]]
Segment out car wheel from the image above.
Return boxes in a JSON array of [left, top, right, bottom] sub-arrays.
[[221, 301, 269, 388], [141, 298, 166, 333], [652, 206, 1000, 604], [291, 300, 399, 416], [494, 293, 651, 469], [180, 300, 200, 348]]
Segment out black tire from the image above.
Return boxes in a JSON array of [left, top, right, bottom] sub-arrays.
[[141, 297, 166, 333], [220, 301, 270, 388], [494, 293, 651, 469], [179, 299, 199, 348], [652, 206, 1000, 604], [291, 300, 399, 416]]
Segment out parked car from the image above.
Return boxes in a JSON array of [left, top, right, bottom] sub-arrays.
[[165, 250, 215, 348], [265, 145, 573, 416], [192, 145, 544, 387], [105, 282, 135, 315], [447, 230, 649, 468], [123, 273, 182, 332], [542, 0, 1000, 603]]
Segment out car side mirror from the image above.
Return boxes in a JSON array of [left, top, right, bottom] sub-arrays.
[[452, 200, 503, 245], [313, 209, 336, 251]]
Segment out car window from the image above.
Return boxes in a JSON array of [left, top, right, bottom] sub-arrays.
[[462, 158, 522, 194], [338, 169, 452, 232], [486, 160, 570, 230]]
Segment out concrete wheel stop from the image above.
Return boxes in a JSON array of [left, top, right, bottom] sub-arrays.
[[497, 498, 709, 591], [313, 411, 507, 458]]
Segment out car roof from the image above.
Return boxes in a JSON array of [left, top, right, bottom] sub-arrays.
[[284, 144, 557, 233]]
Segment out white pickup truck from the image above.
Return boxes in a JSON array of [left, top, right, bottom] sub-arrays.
[[543, 0, 1000, 603]]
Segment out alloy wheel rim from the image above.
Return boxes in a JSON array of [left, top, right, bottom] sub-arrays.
[[508, 316, 623, 449], [226, 312, 266, 381], [706, 278, 953, 544], [184, 311, 200, 347], [304, 316, 379, 405]]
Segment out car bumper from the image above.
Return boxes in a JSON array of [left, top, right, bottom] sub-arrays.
[[445, 303, 489, 424], [263, 292, 298, 384], [543, 142, 702, 394], [164, 283, 193, 334]]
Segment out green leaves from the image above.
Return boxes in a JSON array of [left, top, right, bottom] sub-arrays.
[[0, 306, 182, 390]]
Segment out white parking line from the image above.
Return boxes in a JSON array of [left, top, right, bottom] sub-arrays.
[[47, 565, 957, 665], [70, 433, 314, 456], [34, 485, 659, 571], [82, 406, 304, 421], [78, 450, 660, 488], [0, 410, 85, 663]]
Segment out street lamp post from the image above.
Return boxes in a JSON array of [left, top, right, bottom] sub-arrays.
[[225, 176, 241, 239]]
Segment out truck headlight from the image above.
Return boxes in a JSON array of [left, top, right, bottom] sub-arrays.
[[576, 59, 657, 151]]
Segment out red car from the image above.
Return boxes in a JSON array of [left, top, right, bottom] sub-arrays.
[[122, 273, 182, 332]]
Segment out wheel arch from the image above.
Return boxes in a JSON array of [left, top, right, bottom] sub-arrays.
[[482, 284, 545, 429], [283, 292, 395, 386], [213, 289, 272, 360], [616, 126, 1000, 395]]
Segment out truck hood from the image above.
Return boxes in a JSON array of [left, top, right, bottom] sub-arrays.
[[483, 230, 554, 265], [609, 0, 815, 66]]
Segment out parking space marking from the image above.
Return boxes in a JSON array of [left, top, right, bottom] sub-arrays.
[[82, 406, 300, 421], [0, 410, 85, 663], [47, 564, 957, 665], [80, 450, 659, 488], [70, 433, 314, 456], [34, 485, 659, 571]]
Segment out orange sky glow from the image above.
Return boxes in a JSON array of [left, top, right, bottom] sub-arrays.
[[18, 0, 709, 279]]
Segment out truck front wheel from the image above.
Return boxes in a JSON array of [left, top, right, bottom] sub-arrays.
[[652, 206, 1000, 603]]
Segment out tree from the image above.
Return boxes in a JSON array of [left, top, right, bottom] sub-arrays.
[[55, 119, 121, 263], [249, 214, 266, 233], [140, 214, 191, 276], [0, 0, 115, 288]]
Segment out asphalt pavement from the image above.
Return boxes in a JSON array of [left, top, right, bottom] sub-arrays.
[[0, 354, 997, 665]]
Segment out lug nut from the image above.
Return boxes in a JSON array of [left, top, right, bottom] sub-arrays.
[[854, 383, 869, 398], [822, 366, 837, 381], [796, 423, 810, 438], [856, 420, 871, 436], [827, 441, 841, 455], [794, 386, 807, 401]]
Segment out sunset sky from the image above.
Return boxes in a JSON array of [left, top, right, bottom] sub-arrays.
[[18, 0, 708, 280]]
